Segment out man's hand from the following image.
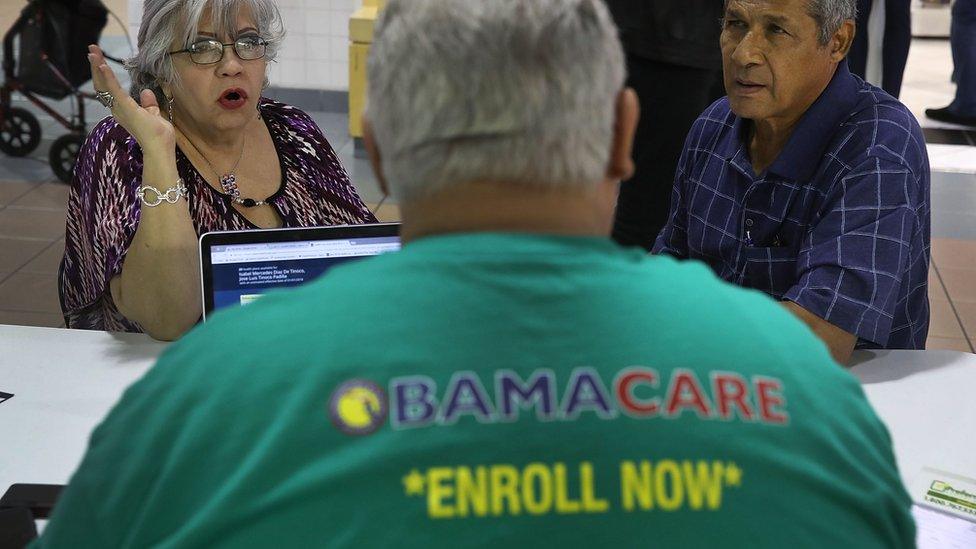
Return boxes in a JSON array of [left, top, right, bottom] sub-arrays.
[[782, 301, 857, 365]]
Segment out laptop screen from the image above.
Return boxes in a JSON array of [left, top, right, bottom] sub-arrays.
[[200, 225, 400, 318]]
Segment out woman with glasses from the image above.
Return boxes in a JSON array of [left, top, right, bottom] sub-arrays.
[[60, 0, 376, 340]]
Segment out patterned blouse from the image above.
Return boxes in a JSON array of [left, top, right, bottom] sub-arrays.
[[60, 99, 377, 332]]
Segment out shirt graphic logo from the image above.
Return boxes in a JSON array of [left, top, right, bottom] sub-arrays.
[[328, 379, 387, 436], [0, 391, 13, 405]]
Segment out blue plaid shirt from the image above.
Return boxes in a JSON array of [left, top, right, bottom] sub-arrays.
[[653, 62, 931, 349]]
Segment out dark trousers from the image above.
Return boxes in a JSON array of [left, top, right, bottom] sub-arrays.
[[950, 0, 976, 115], [612, 55, 723, 251], [849, 0, 911, 97]]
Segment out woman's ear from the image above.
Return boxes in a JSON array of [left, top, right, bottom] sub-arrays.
[[159, 82, 172, 104]]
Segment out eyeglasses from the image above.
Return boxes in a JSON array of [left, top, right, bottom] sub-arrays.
[[168, 36, 268, 65]]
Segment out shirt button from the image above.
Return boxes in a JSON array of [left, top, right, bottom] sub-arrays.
[[745, 218, 754, 227]]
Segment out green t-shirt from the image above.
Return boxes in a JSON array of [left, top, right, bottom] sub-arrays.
[[37, 234, 914, 548]]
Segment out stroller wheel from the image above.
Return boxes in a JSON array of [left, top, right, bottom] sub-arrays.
[[50, 133, 85, 184], [0, 106, 42, 157]]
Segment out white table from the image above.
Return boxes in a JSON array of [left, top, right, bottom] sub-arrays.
[[1, 325, 974, 498], [851, 349, 976, 489], [0, 325, 166, 492]]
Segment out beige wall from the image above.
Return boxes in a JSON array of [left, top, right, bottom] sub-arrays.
[[0, 0, 128, 39], [102, 0, 129, 37], [0, 0, 24, 36]]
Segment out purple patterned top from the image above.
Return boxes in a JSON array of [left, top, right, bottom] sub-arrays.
[[60, 99, 377, 332]]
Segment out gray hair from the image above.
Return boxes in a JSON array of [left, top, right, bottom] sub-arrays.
[[725, 0, 857, 45], [806, 0, 857, 45], [366, 0, 626, 202], [126, 0, 284, 103]]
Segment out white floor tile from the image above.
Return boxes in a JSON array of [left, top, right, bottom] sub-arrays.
[[928, 144, 976, 174]]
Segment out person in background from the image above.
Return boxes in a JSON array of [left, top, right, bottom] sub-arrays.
[[60, 0, 376, 341], [604, 0, 726, 251], [849, 0, 912, 98], [37, 1, 914, 546], [926, 0, 976, 126], [655, 0, 931, 363]]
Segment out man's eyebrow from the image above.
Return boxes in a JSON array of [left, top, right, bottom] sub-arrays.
[[237, 27, 259, 34], [762, 14, 794, 26], [724, 8, 795, 26], [725, 7, 745, 19]]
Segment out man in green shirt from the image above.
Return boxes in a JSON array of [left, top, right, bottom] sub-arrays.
[[38, 0, 914, 547]]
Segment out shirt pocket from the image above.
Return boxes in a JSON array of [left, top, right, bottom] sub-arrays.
[[742, 246, 797, 298]]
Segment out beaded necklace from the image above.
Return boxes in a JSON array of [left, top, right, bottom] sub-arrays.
[[181, 132, 267, 208]]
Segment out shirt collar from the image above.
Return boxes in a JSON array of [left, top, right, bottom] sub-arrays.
[[724, 60, 860, 181]]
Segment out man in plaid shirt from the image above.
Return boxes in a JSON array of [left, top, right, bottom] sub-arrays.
[[654, 0, 930, 363]]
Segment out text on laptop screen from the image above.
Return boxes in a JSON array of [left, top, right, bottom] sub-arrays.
[[208, 236, 400, 312]]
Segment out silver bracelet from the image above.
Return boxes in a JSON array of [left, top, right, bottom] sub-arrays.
[[138, 179, 187, 207]]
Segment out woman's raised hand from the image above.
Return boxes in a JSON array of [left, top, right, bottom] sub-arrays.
[[88, 44, 176, 155]]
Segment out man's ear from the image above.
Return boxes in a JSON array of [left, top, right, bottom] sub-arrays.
[[362, 116, 390, 198], [831, 19, 856, 61], [606, 87, 640, 183]]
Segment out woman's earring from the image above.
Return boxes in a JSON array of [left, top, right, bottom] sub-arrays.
[[256, 103, 262, 120], [167, 96, 174, 122]]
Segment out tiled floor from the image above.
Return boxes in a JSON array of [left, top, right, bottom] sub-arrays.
[[0, 181, 69, 327], [0, 36, 973, 352], [929, 239, 976, 352]]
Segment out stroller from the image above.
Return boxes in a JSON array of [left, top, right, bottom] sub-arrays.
[[1, 0, 121, 183]]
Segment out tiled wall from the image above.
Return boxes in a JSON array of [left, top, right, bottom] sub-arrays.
[[127, 0, 358, 91]]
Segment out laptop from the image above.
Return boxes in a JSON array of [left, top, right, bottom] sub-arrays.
[[199, 223, 401, 320]]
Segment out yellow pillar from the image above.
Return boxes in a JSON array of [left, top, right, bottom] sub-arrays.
[[348, 0, 386, 139]]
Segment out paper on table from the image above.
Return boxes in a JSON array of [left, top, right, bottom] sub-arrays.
[[911, 467, 976, 522], [913, 505, 976, 549]]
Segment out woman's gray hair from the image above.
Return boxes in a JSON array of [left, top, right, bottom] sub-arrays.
[[366, 0, 626, 202], [806, 0, 857, 45], [126, 0, 284, 103]]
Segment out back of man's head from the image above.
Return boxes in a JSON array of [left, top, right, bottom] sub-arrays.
[[365, 0, 626, 202]]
